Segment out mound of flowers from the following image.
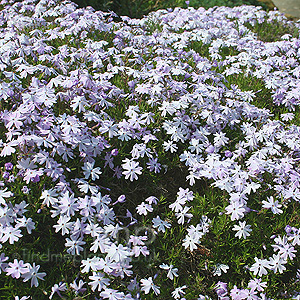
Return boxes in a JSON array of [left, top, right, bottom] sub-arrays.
[[0, 0, 300, 299]]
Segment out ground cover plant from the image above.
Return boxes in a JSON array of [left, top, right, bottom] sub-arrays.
[[0, 0, 300, 299], [70, 0, 270, 19]]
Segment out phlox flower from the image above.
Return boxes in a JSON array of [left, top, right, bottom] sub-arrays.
[[53, 215, 73, 235], [152, 216, 171, 233], [105, 243, 131, 262], [186, 224, 205, 241], [40, 188, 58, 207], [99, 120, 119, 138], [131, 245, 149, 257], [104, 224, 121, 239], [130, 144, 152, 159], [89, 271, 110, 292], [213, 264, 229, 276], [215, 281, 228, 298], [70, 279, 86, 295], [90, 234, 111, 253], [136, 202, 153, 216], [12, 201, 28, 216], [76, 179, 99, 195], [159, 263, 179, 280], [100, 288, 125, 300], [92, 192, 111, 211], [49, 282, 67, 299], [229, 285, 248, 300], [22, 262, 46, 287], [23, 168, 43, 184], [104, 153, 114, 169], [277, 242, 296, 261], [145, 196, 158, 205], [0, 226, 23, 244], [268, 253, 286, 274], [240, 288, 258, 299], [147, 157, 161, 173], [169, 199, 185, 213], [81, 257, 101, 274], [225, 201, 246, 220], [96, 257, 118, 274], [232, 221, 252, 239], [182, 234, 199, 251], [128, 235, 147, 246], [98, 207, 115, 225], [189, 138, 204, 155], [248, 278, 267, 291], [71, 95, 89, 113], [172, 285, 187, 299], [44, 161, 64, 180], [177, 187, 194, 202], [281, 113, 294, 121], [0, 253, 9, 273], [0, 140, 18, 157], [65, 237, 86, 255], [250, 257, 271, 277], [58, 191, 79, 217], [6, 259, 29, 279], [122, 159, 142, 181], [15, 216, 35, 234], [175, 206, 193, 224], [78, 195, 96, 218], [163, 140, 178, 153], [287, 228, 300, 246], [6, 112, 24, 130], [0, 206, 14, 225], [140, 277, 160, 295], [82, 161, 102, 181], [214, 132, 229, 147], [262, 196, 283, 214], [0, 188, 13, 205]]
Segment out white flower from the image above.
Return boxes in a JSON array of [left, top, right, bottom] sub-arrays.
[[88, 272, 110, 292], [225, 201, 246, 221], [163, 140, 178, 153], [40, 188, 58, 207], [232, 221, 252, 239], [159, 263, 178, 280], [140, 277, 160, 295], [250, 257, 271, 277], [105, 244, 131, 262], [0, 188, 13, 205], [22, 263, 46, 287], [152, 216, 171, 233], [182, 234, 198, 251], [82, 161, 102, 181], [175, 206, 193, 225], [172, 285, 187, 299], [122, 159, 142, 181], [53, 215, 73, 235], [268, 254, 287, 274], [262, 196, 283, 214], [136, 202, 153, 216], [212, 264, 229, 276], [65, 237, 86, 255]]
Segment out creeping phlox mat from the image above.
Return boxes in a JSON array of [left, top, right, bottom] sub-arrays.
[[0, 0, 300, 299]]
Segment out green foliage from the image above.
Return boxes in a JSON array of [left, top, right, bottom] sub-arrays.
[[245, 20, 300, 42]]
